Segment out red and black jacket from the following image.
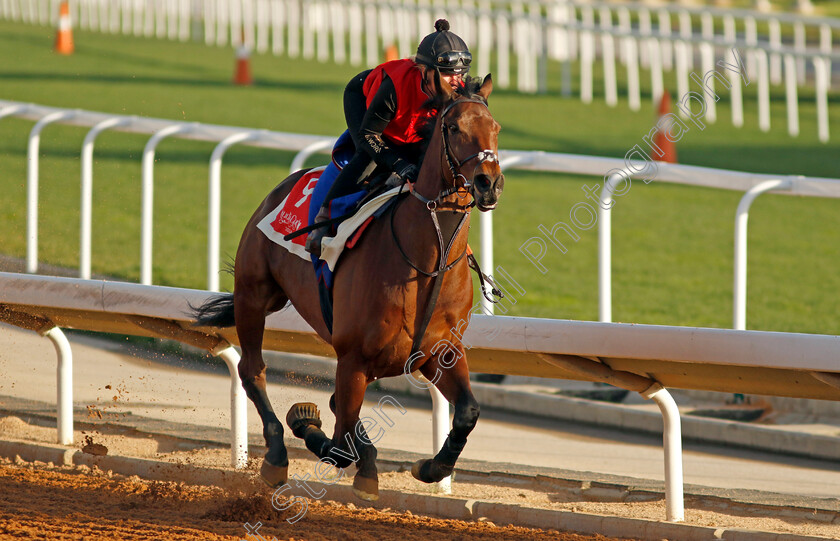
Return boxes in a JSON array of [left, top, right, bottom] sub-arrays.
[[344, 59, 437, 173], [362, 59, 437, 145]]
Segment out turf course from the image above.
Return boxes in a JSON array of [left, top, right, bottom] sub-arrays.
[[0, 20, 838, 334]]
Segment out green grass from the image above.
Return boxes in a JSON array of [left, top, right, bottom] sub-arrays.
[[728, 0, 840, 18], [1, 20, 839, 334]]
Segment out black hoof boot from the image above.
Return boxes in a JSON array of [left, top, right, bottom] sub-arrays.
[[411, 458, 454, 484], [264, 436, 288, 467], [260, 426, 289, 488], [286, 402, 322, 439]]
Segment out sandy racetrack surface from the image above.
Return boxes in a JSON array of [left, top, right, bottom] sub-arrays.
[[2, 412, 840, 540], [0, 459, 627, 541]]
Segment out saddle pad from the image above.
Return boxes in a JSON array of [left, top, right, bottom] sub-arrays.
[[319, 185, 401, 270], [256, 166, 326, 261], [257, 168, 402, 271]]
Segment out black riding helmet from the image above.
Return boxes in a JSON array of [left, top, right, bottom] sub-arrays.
[[415, 19, 471, 75]]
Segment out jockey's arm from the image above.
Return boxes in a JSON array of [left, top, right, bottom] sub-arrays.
[[354, 74, 415, 179]]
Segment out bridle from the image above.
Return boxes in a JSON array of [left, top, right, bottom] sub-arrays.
[[394, 94, 502, 375], [394, 95, 499, 278], [407, 97, 499, 212]]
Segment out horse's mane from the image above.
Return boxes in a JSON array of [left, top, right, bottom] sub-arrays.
[[416, 75, 486, 163]]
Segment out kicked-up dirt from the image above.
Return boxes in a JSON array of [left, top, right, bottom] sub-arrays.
[[0, 458, 625, 541]]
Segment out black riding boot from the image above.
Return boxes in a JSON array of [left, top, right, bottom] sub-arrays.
[[305, 206, 331, 256]]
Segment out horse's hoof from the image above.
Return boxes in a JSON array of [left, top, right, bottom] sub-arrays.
[[260, 460, 288, 488], [352, 475, 379, 501], [411, 458, 452, 484], [286, 402, 322, 438], [411, 459, 432, 483], [329, 393, 336, 414]]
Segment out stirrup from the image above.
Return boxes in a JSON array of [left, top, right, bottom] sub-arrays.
[[305, 207, 331, 256]]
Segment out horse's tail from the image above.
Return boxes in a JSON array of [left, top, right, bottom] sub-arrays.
[[190, 293, 236, 328]]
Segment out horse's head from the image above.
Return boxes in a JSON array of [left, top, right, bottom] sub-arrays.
[[431, 71, 504, 212]]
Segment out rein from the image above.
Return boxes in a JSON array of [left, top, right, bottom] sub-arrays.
[[396, 96, 499, 374]]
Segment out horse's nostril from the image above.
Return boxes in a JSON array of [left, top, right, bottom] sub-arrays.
[[474, 174, 492, 189]]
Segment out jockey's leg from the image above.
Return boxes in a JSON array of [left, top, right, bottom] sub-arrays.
[[325, 151, 375, 203], [305, 151, 374, 255], [412, 350, 480, 484]]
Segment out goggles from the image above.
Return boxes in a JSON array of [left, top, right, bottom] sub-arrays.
[[435, 51, 472, 72]]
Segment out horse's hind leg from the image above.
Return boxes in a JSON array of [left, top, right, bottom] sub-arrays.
[[234, 270, 290, 487], [412, 351, 480, 484]]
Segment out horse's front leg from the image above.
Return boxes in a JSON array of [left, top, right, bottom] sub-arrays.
[[286, 358, 379, 501], [412, 348, 480, 484]]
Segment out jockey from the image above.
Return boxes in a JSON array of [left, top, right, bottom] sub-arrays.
[[305, 18, 472, 256]]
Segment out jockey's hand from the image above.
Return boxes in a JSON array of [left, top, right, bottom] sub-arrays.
[[396, 162, 419, 183]]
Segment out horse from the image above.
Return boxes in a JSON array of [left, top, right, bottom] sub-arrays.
[[191, 71, 503, 501]]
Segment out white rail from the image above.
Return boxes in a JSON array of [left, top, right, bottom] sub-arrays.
[[3, 100, 840, 332], [141, 123, 195, 285], [733, 179, 793, 331], [207, 131, 263, 292], [80, 117, 132, 280], [2, 100, 328, 288], [504, 149, 840, 329], [3, 273, 840, 521], [3, 0, 837, 139], [27, 110, 77, 274]]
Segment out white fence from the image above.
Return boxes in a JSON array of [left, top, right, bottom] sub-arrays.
[[2, 0, 838, 140], [3, 272, 840, 521], [3, 99, 840, 334]]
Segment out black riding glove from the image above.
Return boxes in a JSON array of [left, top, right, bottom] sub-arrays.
[[395, 161, 419, 183]]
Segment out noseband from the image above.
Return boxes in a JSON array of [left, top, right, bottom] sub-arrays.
[[408, 97, 499, 211], [395, 96, 499, 280], [395, 95, 501, 376]]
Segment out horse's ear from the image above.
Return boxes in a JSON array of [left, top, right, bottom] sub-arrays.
[[478, 73, 493, 101], [433, 68, 454, 99]]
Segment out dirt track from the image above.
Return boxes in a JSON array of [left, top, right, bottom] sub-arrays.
[[2, 413, 839, 539], [0, 459, 624, 541]]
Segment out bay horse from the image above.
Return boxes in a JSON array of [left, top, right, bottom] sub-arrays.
[[192, 71, 503, 500]]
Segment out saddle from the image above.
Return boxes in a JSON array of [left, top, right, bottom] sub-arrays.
[[272, 131, 502, 334]]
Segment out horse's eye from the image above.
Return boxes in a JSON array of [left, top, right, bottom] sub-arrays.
[[448, 124, 459, 134]]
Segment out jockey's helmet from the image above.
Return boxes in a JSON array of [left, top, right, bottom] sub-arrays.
[[415, 19, 471, 75]]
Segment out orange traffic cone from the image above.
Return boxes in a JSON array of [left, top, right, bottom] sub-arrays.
[[653, 91, 678, 163], [54, 1, 74, 55], [384, 44, 399, 62], [233, 37, 252, 86]]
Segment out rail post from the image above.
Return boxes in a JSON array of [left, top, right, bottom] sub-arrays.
[[208, 131, 261, 291], [290, 138, 335, 173], [27, 110, 77, 274], [140, 123, 193, 285], [80, 116, 132, 279], [39, 325, 74, 445], [642, 383, 684, 523], [733, 179, 793, 330], [214, 344, 249, 469]]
